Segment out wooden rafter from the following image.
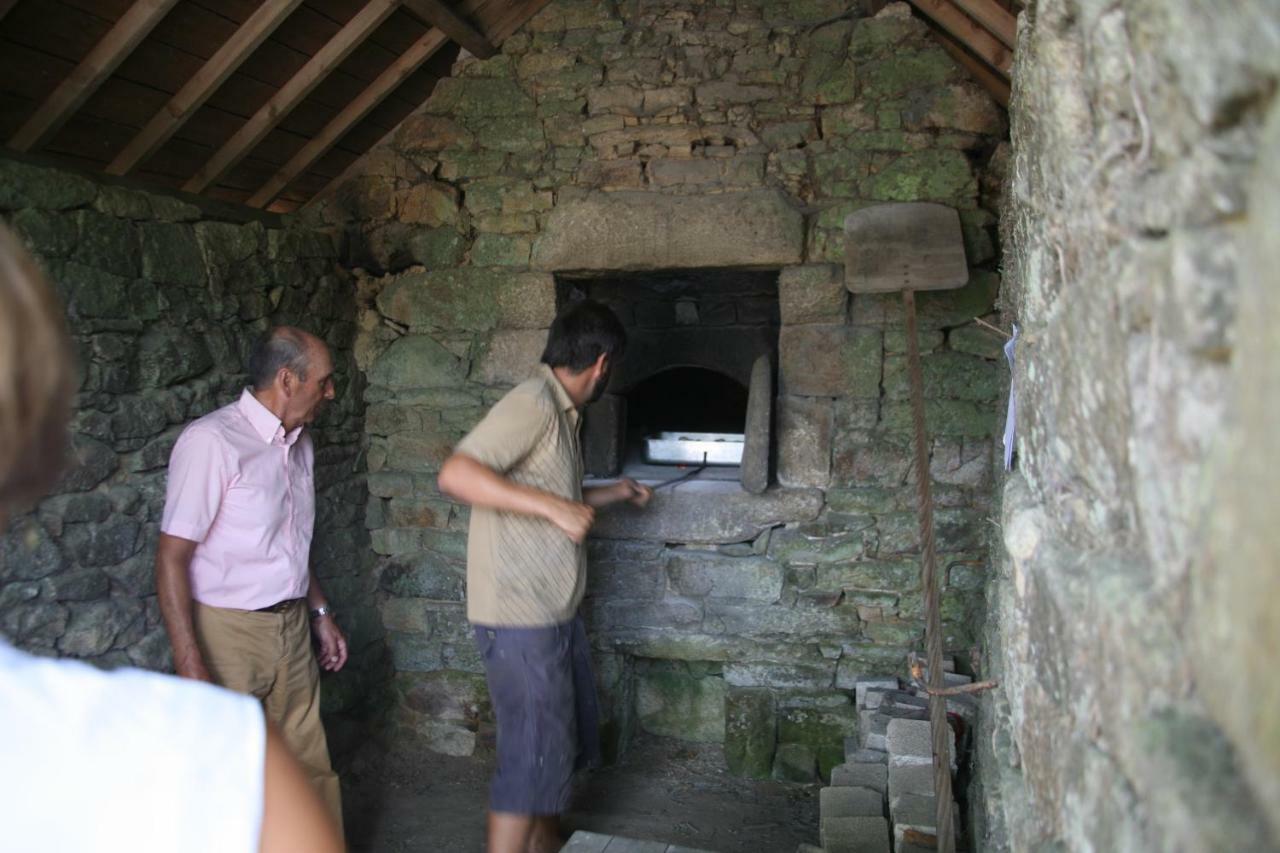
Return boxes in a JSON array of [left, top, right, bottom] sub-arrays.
[[182, 0, 401, 195], [107, 0, 306, 176], [247, 28, 449, 208], [931, 28, 1010, 107], [905, 0, 1012, 78], [488, 0, 554, 41], [950, 0, 1017, 48], [9, 0, 180, 152], [403, 0, 495, 59]]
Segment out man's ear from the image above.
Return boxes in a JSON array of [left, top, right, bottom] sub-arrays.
[[277, 367, 295, 398], [594, 352, 609, 376]]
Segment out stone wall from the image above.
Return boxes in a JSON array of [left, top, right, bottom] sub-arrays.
[[977, 1, 1280, 849], [304, 0, 1009, 776], [0, 158, 387, 740]]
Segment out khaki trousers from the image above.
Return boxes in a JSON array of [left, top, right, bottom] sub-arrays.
[[193, 601, 343, 834]]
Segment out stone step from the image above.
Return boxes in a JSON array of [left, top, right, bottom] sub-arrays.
[[563, 830, 717, 852], [829, 761, 887, 793], [843, 740, 887, 764], [819, 785, 885, 819], [819, 816, 892, 853]]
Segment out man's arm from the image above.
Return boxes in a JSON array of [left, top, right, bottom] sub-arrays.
[[438, 453, 595, 544], [155, 533, 212, 682], [583, 477, 653, 510], [305, 569, 347, 673]]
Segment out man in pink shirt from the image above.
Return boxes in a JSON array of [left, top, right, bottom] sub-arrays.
[[156, 325, 348, 831]]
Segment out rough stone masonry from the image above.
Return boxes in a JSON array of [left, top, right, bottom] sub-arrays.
[[299, 0, 1010, 778], [975, 0, 1280, 850]]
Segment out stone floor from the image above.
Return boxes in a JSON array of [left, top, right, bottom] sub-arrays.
[[344, 733, 820, 853]]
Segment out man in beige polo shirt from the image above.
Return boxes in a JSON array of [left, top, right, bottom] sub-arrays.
[[438, 299, 652, 853]]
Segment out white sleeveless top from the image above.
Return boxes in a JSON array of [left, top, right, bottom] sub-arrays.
[[0, 639, 266, 852]]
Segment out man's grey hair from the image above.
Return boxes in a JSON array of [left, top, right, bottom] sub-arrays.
[[248, 327, 311, 390]]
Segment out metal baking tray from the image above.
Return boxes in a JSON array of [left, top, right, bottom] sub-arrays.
[[644, 431, 744, 466]]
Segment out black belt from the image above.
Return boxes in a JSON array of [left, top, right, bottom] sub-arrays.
[[254, 597, 304, 614]]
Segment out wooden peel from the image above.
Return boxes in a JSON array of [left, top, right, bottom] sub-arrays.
[[846, 202, 969, 853]]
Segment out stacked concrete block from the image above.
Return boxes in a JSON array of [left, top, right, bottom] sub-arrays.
[[819, 816, 892, 853]]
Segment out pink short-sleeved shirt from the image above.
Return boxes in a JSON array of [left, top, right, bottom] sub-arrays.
[[161, 389, 314, 610]]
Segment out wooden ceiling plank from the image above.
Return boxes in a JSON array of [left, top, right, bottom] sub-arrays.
[[9, 0, 181, 152], [950, 0, 1017, 49], [402, 0, 494, 59], [182, 0, 401, 194], [488, 0, 552, 42], [904, 0, 1011, 77], [0, 0, 21, 23], [930, 27, 1010, 107], [247, 26, 449, 207], [108, 0, 306, 174]]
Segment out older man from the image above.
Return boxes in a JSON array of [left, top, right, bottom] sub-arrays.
[[156, 326, 347, 830]]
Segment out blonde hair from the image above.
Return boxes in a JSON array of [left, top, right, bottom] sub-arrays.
[[0, 223, 75, 512]]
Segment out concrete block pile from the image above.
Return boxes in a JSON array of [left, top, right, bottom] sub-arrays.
[[803, 661, 976, 852]]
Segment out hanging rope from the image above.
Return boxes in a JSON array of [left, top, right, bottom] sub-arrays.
[[904, 288, 956, 853]]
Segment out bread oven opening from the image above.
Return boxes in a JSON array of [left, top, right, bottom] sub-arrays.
[[560, 268, 779, 490]]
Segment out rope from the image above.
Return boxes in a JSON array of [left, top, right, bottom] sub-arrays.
[[904, 289, 956, 853]]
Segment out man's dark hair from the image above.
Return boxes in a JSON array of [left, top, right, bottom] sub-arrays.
[[248, 327, 311, 390], [540, 299, 626, 372]]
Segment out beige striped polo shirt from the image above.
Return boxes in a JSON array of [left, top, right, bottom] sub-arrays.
[[455, 365, 586, 627]]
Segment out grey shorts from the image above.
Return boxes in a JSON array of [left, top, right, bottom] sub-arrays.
[[472, 616, 602, 815]]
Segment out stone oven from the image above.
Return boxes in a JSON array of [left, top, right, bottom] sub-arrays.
[[569, 268, 778, 489]]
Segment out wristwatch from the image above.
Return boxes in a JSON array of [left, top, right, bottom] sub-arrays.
[[309, 604, 332, 620]]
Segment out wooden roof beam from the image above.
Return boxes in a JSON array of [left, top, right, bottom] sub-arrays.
[[107, 0, 305, 176], [182, 0, 401, 195], [403, 0, 495, 59], [247, 27, 449, 208], [930, 28, 1010, 107], [905, 0, 1012, 78], [9, 0, 180, 152], [488, 0, 554, 42], [950, 0, 1017, 49]]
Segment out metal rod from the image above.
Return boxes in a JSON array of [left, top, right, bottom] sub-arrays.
[[904, 288, 956, 853]]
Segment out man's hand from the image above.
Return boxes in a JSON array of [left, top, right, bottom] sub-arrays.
[[547, 497, 595, 543], [618, 477, 653, 508], [311, 615, 348, 672], [173, 650, 213, 683]]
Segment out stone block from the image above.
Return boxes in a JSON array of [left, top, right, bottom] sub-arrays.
[[472, 329, 546, 386], [647, 158, 722, 187], [779, 264, 847, 324], [740, 353, 772, 493], [636, 662, 726, 742], [830, 762, 887, 792], [819, 816, 891, 853], [531, 190, 804, 272], [780, 705, 859, 780], [820, 785, 884, 818], [887, 761, 936, 801], [777, 396, 834, 488], [886, 718, 955, 767], [377, 268, 556, 331], [367, 335, 466, 391], [589, 487, 824, 544], [666, 552, 785, 603], [889, 792, 952, 829], [773, 741, 817, 782], [855, 677, 899, 708], [779, 326, 882, 397], [725, 688, 777, 778]]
